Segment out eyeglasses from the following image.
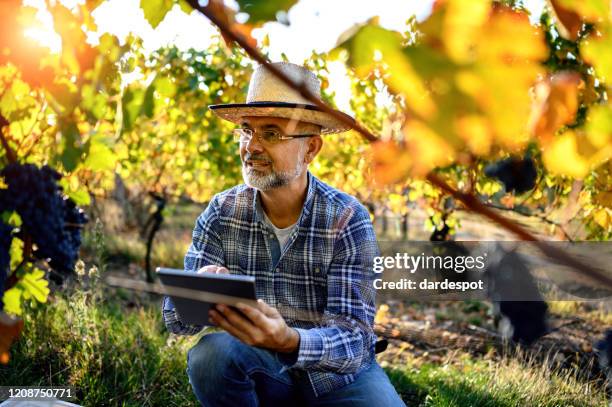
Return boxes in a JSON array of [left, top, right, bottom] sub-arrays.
[[233, 128, 315, 145]]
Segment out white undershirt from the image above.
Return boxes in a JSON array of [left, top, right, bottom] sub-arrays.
[[263, 211, 297, 250]]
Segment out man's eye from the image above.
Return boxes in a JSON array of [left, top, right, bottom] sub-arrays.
[[262, 130, 280, 141]]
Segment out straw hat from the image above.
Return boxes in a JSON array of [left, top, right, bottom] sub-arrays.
[[209, 62, 354, 134]]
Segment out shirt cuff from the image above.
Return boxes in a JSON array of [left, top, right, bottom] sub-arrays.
[[277, 327, 324, 371]]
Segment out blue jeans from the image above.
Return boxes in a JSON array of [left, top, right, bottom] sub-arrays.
[[187, 332, 406, 407]]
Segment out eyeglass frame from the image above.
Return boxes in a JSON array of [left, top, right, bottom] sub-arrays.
[[233, 127, 316, 145]]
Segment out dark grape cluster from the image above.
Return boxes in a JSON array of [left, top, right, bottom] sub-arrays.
[[429, 223, 450, 241], [0, 221, 13, 296], [596, 329, 612, 392], [488, 248, 548, 345], [0, 163, 87, 283], [498, 301, 548, 345], [484, 156, 537, 193]]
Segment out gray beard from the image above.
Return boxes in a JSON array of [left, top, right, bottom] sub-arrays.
[[242, 161, 305, 191]]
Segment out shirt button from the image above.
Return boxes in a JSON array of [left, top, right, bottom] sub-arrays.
[[314, 267, 320, 273], [276, 268, 280, 273]]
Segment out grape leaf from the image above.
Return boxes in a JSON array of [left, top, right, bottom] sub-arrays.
[[542, 131, 590, 178], [83, 135, 117, 172], [2, 288, 22, 316], [593, 208, 610, 229], [154, 77, 177, 98], [59, 121, 84, 172], [582, 29, 612, 84], [8, 237, 22, 272], [122, 86, 146, 132], [140, 0, 174, 29], [530, 72, 582, 145], [20, 268, 50, 303]]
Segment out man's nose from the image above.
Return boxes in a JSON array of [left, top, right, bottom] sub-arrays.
[[244, 136, 264, 154]]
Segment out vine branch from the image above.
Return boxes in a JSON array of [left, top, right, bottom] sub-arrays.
[[0, 114, 17, 164]]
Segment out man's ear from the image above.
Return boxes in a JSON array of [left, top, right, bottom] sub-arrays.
[[304, 135, 323, 164]]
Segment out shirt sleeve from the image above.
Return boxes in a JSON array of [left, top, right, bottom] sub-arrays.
[[279, 202, 379, 374], [161, 195, 225, 336]]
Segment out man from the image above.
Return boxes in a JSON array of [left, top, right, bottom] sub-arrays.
[[162, 62, 405, 407]]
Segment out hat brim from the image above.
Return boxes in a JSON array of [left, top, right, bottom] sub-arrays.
[[209, 102, 354, 134]]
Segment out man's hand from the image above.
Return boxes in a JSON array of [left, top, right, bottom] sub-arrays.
[[209, 299, 300, 353], [197, 265, 229, 274]]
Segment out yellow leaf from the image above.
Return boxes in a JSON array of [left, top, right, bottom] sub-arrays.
[[443, 0, 491, 63], [478, 6, 547, 63], [555, 0, 610, 24], [530, 72, 582, 145], [582, 28, 612, 83], [454, 114, 492, 156], [19, 268, 50, 303], [404, 120, 455, 176], [371, 141, 412, 185], [585, 104, 612, 149], [593, 192, 612, 207], [542, 131, 590, 178], [2, 288, 23, 316], [593, 208, 610, 229], [9, 237, 23, 272], [375, 304, 390, 324], [336, 23, 436, 119]]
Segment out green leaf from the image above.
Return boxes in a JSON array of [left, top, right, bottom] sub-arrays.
[[59, 121, 83, 172], [178, 0, 193, 14], [81, 84, 108, 121], [1, 211, 21, 228], [143, 83, 155, 118], [83, 134, 117, 172], [582, 31, 612, 84], [122, 86, 145, 132], [2, 288, 23, 316], [67, 186, 91, 206], [154, 77, 176, 98], [47, 81, 80, 113], [9, 237, 23, 272], [140, 0, 174, 29], [236, 0, 298, 24], [19, 268, 50, 303]]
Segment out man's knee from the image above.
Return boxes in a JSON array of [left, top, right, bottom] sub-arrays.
[[187, 333, 242, 387]]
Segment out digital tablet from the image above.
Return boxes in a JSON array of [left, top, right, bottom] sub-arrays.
[[156, 267, 257, 326]]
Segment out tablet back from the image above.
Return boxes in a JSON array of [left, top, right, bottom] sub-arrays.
[[156, 267, 256, 326]]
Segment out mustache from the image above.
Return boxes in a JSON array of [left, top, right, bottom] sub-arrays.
[[243, 153, 272, 164]]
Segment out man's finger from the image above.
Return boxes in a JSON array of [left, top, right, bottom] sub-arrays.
[[197, 265, 229, 274], [197, 265, 218, 274], [256, 299, 279, 317], [209, 309, 253, 344], [216, 304, 259, 334], [235, 303, 268, 327]]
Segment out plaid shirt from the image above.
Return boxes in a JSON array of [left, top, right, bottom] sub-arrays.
[[162, 172, 379, 397]]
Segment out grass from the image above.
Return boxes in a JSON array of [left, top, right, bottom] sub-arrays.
[[387, 353, 607, 406], [0, 273, 201, 406], [548, 300, 612, 325]]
